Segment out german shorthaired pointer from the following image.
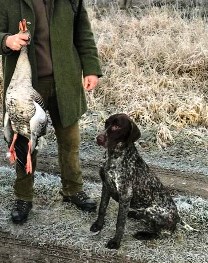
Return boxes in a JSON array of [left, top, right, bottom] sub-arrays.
[[90, 113, 180, 249]]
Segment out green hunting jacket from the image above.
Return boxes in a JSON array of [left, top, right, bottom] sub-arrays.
[[0, 0, 102, 127]]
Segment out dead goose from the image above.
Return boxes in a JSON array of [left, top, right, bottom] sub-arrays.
[[4, 19, 47, 174]]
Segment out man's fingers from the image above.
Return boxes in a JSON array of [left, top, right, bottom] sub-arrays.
[[18, 33, 30, 40], [6, 33, 30, 51], [19, 39, 28, 47], [83, 76, 99, 91], [84, 81, 94, 91]]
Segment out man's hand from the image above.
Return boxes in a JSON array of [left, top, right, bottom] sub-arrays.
[[5, 33, 30, 51], [83, 75, 99, 91]]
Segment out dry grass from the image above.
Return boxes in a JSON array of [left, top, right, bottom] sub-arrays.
[[87, 6, 208, 135], [1, 5, 208, 147]]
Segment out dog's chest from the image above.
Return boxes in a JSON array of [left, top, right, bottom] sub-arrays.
[[103, 151, 133, 192]]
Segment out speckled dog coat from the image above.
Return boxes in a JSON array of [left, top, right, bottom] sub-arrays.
[[90, 113, 180, 249]]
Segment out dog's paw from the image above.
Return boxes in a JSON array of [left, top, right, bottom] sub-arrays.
[[90, 221, 103, 232], [106, 238, 121, 249]]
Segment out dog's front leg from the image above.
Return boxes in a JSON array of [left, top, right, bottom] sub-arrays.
[[106, 195, 131, 249], [90, 183, 110, 233]]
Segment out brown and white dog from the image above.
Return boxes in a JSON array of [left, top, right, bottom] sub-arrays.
[[90, 113, 180, 249]]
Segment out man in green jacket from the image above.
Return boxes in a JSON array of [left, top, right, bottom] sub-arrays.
[[0, 0, 102, 224]]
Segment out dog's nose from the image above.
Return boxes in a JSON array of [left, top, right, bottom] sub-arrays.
[[96, 133, 106, 147]]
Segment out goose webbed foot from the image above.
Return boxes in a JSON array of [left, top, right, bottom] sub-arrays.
[[8, 134, 18, 163]]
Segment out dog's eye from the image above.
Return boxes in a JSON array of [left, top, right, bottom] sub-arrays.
[[111, 125, 121, 131]]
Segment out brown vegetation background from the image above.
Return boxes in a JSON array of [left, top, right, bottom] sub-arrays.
[[90, 0, 208, 10], [1, 3, 208, 149]]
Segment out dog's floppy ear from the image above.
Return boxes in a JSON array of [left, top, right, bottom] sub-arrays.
[[128, 119, 141, 143]]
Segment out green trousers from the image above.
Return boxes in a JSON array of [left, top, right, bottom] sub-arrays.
[[14, 77, 83, 201]]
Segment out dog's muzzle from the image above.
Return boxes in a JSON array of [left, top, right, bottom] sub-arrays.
[[96, 133, 108, 148]]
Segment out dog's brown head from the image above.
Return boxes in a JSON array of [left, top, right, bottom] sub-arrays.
[[97, 113, 141, 148]]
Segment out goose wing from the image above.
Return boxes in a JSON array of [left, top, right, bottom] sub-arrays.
[[30, 100, 48, 152]]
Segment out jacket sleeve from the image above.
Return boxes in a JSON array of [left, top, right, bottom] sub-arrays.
[[73, 2, 102, 77], [0, 2, 12, 55]]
